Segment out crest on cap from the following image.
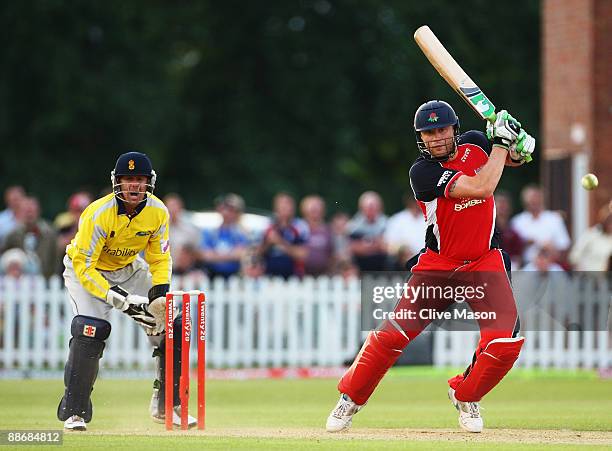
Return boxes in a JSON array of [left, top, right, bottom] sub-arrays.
[[128, 159, 135, 170]]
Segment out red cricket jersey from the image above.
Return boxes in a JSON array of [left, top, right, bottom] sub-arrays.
[[409, 131, 498, 262]]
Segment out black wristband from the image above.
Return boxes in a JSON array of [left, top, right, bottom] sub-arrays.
[[148, 284, 170, 302], [493, 137, 510, 149], [110, 285, 129, 298]]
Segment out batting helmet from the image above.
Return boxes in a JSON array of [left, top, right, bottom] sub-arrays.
[[414, 100, 460, 162], [110, 151, 157, 202]]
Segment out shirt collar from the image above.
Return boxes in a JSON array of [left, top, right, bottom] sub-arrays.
[[116, 196, 147, 218]]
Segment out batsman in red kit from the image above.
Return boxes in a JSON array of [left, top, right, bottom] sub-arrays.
[[326, 100, 536, 433]]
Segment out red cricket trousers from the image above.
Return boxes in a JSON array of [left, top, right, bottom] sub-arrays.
[[338, 248, 522, 404]]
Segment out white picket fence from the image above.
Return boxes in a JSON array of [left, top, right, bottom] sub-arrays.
[[0, 275, 362, 374], [434, 273, 612, 369], [0, 274, 610, 377]]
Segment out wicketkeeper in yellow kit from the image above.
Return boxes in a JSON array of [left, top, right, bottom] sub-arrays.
[[57, 152, 196, 430]]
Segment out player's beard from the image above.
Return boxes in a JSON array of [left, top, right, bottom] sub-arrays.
[[426, 136, 456, 160]]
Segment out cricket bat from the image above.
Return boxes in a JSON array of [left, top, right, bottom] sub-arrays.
[[413, 25, 531, 162]]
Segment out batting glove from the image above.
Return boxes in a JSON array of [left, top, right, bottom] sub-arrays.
[[507, 129, 536, 162], [486, 110, 521, 149]]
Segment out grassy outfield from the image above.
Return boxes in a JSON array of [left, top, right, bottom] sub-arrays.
[[0, 368, 610, 450]]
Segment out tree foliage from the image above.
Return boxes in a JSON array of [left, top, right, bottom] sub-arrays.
[[0, 1, 540, 216]]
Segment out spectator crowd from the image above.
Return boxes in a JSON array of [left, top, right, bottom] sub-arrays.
[[0, 184, 610, 280]]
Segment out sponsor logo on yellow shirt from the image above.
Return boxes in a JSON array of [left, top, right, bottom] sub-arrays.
[[102, 245, 139, 257]]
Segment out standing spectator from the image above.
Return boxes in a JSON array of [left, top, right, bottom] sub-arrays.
[[384, 194, 425, 268], [300, 195, 334, 276], [511, 185, 570, 266], [260, 192, 308, 278], [494, 192, 525, 269], [163, 193, 201, 270], [330, 212, 351, 263], [569, 204, 612, 271], [200, 194, 249, 279], [348, 191, 388, 271], [2, 197, 57, 278], [0, 186, 26, 246]]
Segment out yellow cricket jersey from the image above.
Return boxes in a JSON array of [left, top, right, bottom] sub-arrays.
[[66, 193, 172, 300]]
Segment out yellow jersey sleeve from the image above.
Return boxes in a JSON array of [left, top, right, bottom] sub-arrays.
[[145, 202, 172, 286], [69, 199, 114, 299]]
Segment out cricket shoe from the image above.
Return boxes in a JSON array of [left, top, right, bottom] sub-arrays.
[[326, 394, 363, 432], [448, 388, 483, 433], [150, 392, 197, 429], [63, 415, 87, 431]]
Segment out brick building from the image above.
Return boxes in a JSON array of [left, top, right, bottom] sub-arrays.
[[542, 0, 611, 238]]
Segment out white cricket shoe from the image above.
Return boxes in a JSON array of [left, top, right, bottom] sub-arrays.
[[151, 400, 197, 429], [63, 415, 86, 431], [448, 388, 483, 433], [326, 394, 363, 432]]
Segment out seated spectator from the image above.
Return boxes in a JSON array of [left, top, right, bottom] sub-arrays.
[[384, 194, 425, 269], [54, 191, 92, 235], [511, 185, 570, 267], [300, 195, 333, 276], [523, 245, 565, 272], [0, 186, 26, 247], [54, 191, 93, 274], [173, 245, 204, 276], [260, 192, 308, 278], [0, 248, 29, 278], [494, 191, 525, 269], [332, 257, 360, 281], [164, 193, 201, 265], [348, 191, 388, 271], [242, 245, 266, 279], [569, 204, 612, 271], [2, 197, 57, 278], [199, 194, 248, 279]]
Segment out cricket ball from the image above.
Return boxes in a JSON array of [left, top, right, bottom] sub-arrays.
[[581, 173, 598, 190]]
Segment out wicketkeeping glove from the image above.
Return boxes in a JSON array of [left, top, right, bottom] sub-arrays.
[[106, 285, 159, 334], [486, 110, 521, 150], [147, 284, 170, 334]]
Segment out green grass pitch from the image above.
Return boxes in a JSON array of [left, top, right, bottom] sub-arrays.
[[0, 368, 610, 449]]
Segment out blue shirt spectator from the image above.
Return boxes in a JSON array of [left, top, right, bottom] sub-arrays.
[[201, 226, 248, 277], [199, 194, 248, 278], [0, 186, 26, 247]]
